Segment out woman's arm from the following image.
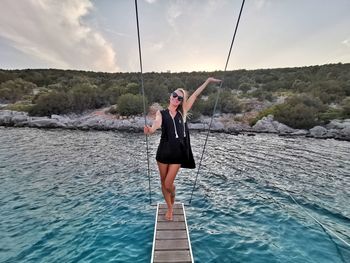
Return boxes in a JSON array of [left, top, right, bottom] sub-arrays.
[[184, 77, 221, 112], [144, 110, 162, 135]]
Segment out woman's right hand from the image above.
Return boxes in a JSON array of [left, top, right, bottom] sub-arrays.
[[144, 125, 152, 135]]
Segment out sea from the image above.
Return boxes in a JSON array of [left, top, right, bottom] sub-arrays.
[[0, 127, 349, 263]]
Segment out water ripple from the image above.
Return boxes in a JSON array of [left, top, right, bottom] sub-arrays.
[[0, 128, 349, 262]]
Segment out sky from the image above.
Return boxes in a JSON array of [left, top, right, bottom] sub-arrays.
[[0, 0, 349, 73]]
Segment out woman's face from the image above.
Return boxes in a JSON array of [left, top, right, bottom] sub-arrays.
[[170, 90, 184, 106]]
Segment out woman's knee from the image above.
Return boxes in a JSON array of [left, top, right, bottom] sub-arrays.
[[160, 177, 166, 186], [164, 181, 173, 192]]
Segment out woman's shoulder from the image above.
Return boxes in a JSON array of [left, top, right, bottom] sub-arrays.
[[159, 109, 168, 115]]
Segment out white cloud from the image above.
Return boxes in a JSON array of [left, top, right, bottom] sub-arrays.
[[342, 38, 350, 47], [0, 0, 119, 72], [150, 42, 164, 51], [145, 0, 157, 4]]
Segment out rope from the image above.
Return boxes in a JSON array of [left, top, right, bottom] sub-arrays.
[[134, 0, 152, 205], [189, 0, 246, 204], [287, 191, 350, 248]]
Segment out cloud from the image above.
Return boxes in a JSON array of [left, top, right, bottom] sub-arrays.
[[150, 42, 164, 51], [342, 38, 350, 47], [0, 0, 119, 72], [254, 0, 271, 9], [167, 1, 184, 28], [145, 0, 157, 3]]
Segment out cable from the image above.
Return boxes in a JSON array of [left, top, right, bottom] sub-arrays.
[[189, 0, 246, 204], [134, 0, 152, 205]]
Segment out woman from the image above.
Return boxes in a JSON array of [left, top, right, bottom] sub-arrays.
[[144, 77, 221, 220]]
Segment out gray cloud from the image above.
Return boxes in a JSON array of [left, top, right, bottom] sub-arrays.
[[0, 0, 119, 72]]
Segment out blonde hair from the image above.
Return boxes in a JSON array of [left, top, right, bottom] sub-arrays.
[[175, 88, 188, 122]]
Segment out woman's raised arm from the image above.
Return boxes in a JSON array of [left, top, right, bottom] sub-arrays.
[[184, 77, 221, 112]]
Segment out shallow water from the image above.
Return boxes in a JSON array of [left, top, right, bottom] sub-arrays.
[[0, 127, 349, 263]]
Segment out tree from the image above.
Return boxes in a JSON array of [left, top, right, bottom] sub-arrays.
[[0, 78, 37, 102], [103, 85, 127, 104], [117, 93, 145, 116], [220, 91, 242, 114], [274, 94, 326, 129], [342, 97, 350, 118], [29, 91, 70, 116], [68, 83, 101, 112]]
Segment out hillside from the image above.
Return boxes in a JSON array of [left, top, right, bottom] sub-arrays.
[[0, 63, 349, 129]]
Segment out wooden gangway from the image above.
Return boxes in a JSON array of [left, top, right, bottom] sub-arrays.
[[151, 203, 194, 263]]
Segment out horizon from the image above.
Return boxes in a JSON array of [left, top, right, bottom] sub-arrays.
[[1, 0, 349, 73], [1, 62, 348, 75]]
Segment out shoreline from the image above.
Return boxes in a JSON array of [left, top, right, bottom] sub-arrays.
[[1, 110, 350, 141]]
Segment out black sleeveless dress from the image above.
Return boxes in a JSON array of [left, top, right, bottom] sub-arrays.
[[156, 109, 195, 169]]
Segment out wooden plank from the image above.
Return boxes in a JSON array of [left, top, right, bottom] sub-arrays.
[[155, 239, 189, 250], [157, 221, 186, 230], [158, 208, 183, 215], [157, 214, 185, 222], [156, 230, 188, 240], [159, 203, 182, 209], [153, 251, 192, 263]]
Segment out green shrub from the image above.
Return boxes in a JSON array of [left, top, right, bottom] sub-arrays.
[[273, 94, 326, 129], [5, 102, 33, 112], [220, 91, 242, 114], [117, 93, 145, 116], [319, 108, 343, 123], [29, 91, 70, 116], [342, 97, 350, 118], [0, 78, 37, 103]]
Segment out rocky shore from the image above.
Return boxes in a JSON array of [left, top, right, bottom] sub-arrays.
[[1, 110, 350, 141]]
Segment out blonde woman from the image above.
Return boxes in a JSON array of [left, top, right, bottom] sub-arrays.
[[144, 77, 221, 220]]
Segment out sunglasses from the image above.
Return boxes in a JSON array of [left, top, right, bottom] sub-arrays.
[[171, 91, 183, 101]]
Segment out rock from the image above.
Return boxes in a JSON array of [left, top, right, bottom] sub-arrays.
[[276, 123, 295, 134], [336, 126, 350, 141], [326, 129, 339, 138], [252, 115, 278, 133], [290, 130, 309, 136], [28, 118, 66, 128], [188, 123, 207, 130], [326, 119, 346, 130], [309, 126, 328, 138], [225, 123, 251, 133], [51, 114, 72, 125], [1, 109, 350, 141], [12, 115, 29, 127], [0, 113, 13, 125], [211, 119, 225, 131]]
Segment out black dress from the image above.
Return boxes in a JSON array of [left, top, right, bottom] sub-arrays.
[[156, 109, 195, 169]]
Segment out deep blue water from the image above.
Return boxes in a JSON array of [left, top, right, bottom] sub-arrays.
[[0, 127, 349, 263]]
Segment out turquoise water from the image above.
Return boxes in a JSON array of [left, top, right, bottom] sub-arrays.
[[0, 127, 349, 263]]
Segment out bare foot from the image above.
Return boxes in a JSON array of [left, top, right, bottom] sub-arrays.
[[165, 209, 173, 221]]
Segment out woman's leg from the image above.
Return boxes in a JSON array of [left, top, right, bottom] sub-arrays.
[[164, 164, 181, 220], [157, 162, 170, 209], [157, 162, 181, 220]]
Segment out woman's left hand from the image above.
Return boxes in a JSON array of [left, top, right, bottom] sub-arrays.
[[207, 77, 222, 84]]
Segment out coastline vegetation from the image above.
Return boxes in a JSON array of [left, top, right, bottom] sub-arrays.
[[0, 63, 349, 129]]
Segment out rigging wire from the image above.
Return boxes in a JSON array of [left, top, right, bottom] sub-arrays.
[[134, 0, 152, 205], [189, 0, 246, 204]]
